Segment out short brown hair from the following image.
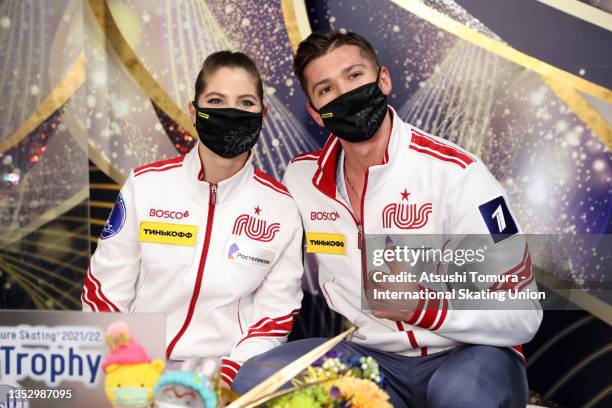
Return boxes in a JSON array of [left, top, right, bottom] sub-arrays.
[[293, 30, 380, 94], [194, 51, 264, 103]]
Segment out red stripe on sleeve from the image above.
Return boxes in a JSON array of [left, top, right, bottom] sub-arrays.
[[406, 330, 419, 348], [134, 155, 185, 174], [409, 144, 467, 168], [80, 288, 97, 311], [411, 131, 474, 165], [416, 296, 440, 329], [83, 270, 116, 312], [405, 288, 427, 324], [235, 310, 299, 346], [86, 268, 120, 312], [431, 298, 448, 331]]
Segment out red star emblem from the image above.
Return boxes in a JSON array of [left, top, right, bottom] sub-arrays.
[[400, 189, 410, 201], [254, 205, 262, 215]]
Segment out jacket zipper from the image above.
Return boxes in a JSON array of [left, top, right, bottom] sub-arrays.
[[359, 170, 370, 294], [166, 183, 217, 358], [326, 170, 370, 293]]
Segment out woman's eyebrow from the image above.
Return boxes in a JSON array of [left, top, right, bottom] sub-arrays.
[[203, 91, 225, 98], [238, 94, 258, 99]]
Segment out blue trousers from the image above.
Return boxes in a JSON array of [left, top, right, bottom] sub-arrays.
[[232, 339, 528, 407]]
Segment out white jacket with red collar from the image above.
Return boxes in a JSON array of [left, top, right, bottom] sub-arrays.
[[82, 144, 304, 386], [283, 107, 542, 360]]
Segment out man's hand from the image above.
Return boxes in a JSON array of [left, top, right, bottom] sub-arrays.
[[218, 379, 238, 406], [366, 245, 420, 321]]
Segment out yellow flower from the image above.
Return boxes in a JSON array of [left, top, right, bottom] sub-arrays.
[[326, 377, 392, 408]]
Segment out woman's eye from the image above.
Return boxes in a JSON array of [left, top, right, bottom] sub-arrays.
[[207, 98, 222, 104], [240, 100, 255, 107]]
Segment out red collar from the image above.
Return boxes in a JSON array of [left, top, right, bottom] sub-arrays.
[[313, 136, 342, 198], [312, 107, 394, 199]]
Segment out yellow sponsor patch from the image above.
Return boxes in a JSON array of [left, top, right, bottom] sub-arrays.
[[305, 232, 346, 255], [321, 112, 333, 119], [139, 222, 197, 246], [197, 111, 209, 119]]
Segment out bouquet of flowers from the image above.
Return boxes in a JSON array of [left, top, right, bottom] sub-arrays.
[[267, 351, 392, 408]]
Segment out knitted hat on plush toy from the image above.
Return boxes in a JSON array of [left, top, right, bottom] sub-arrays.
[[102, 321, 151, 372], [102, 321, 165, 408]]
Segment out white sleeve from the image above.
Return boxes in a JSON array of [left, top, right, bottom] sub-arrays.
[[407, 163, 543, 346], [82, 172, 141, 312], [220, 203, 305, 386], [283, 164, 321, 294]]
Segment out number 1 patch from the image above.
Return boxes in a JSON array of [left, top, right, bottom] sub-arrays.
[[478, 196, 518, 243]]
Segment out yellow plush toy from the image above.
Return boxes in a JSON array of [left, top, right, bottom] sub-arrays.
[[102, 321, 165, 408]]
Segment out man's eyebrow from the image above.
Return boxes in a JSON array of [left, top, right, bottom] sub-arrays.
[[311, 77, 331, 94], [310, 63, 368, 94], [342, 63, 367, 74]]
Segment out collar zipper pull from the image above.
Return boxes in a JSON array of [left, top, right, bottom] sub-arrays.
[[211, 184, 217, 205], [357, 224, 363, 249]]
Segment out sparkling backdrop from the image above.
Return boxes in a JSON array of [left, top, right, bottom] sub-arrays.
[[86, 0, 318, 180], [312, 0, 611, 298], [0, 0, 609, 307]]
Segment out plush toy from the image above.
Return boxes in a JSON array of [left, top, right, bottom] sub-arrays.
[[102, 321, 165, 408], [153, 359, 217, 408]]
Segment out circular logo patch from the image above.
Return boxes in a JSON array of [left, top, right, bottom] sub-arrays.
[[100, 192, 126, 240]]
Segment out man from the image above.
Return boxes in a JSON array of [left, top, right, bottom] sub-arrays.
[[232, 31, 542, 407]]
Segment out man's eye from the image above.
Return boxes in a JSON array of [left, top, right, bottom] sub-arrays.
[[349, 72, 362, 80], [319, 87, 331, 96], [207, 98, 222, 104]]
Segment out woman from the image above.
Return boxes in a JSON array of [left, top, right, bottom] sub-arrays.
[[82, 51, 304, 389]]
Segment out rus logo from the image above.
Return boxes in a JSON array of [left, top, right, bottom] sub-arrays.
[[382, 189, 432, 230], [232, 214, 280, 242]]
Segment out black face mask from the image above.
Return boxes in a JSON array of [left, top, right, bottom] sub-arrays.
[[311, 68, 387, 142], [192, 102, 263, 158]]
